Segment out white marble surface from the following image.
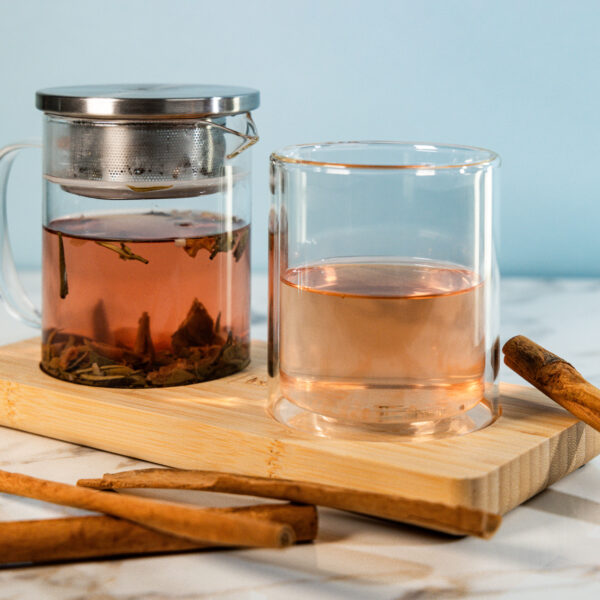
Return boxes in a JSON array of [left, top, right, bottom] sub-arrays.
[[1, 273, 600, 599]]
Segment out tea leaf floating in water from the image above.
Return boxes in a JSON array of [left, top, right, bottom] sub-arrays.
[[95, 241, 149, 264], [182, 237, 215, 258], [209, 233, 234, 260], [92, 300, 111, 343], [58, 232, 69, 299], [183, 233, 233, 260], [233, 229, 249, 262], [182, 228, 248, 262], [134, 312, 155, 362], [171, 299, 219, 355]]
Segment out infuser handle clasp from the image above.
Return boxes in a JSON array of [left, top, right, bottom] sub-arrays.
[[207, 112, 259, 160], [0, 142, 42, 329]]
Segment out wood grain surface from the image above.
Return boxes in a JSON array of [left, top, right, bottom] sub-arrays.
[[0, 338, 599, 516]]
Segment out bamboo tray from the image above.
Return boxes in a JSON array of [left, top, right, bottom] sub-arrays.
[[1, 338, 599, 515]]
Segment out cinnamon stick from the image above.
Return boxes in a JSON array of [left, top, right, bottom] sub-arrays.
[[78, 469, 501, 539], [503, 335, 600, 432], [0, 470, 294, 548], [0, 504, 317, 566]]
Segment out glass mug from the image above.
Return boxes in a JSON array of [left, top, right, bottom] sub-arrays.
[[268, 142, 500, 439], [0, 84, 259, 388]]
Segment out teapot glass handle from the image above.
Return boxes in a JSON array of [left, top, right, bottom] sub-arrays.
[[0, 142, 42, 329]]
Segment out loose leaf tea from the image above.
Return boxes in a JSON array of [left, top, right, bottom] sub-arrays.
[[41, 211, 250, 388], [42, 300, 249, 388], [134, 312, 155, 361], [171, 299, 219, 355], [58, 232, 69, 299], [233, 229, 249, 262], [95, 241, 149, 264], [92, 300, 111, 343], [181, 229, 248, 261]]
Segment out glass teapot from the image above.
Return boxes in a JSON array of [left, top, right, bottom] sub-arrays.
[[0, 84, 259, 388]]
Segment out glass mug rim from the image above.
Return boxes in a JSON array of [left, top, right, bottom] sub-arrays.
[[271, 140, 500, 171]]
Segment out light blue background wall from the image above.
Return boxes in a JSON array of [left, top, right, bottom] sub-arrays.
[[0, 0, 598, 275]]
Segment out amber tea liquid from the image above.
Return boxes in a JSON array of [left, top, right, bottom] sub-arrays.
[[42, 211, 250, 387], [279, 260, 485, 423]]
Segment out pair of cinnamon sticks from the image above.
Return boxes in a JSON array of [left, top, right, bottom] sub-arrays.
[[2, 507, 316, 566], [0, 469, 314, 566], [1, 466, 501, 566]]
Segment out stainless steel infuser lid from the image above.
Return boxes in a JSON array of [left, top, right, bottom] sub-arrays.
[[36, 84, 260, 199], [36, 84, 260, 117]]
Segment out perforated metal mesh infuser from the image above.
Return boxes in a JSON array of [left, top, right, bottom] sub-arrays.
[[36, 84, 260, 199]]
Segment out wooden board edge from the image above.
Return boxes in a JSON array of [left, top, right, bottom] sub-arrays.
[[459, 419, 600, 514], [2, 338, 600, 513], [0, 376, 467, 507]]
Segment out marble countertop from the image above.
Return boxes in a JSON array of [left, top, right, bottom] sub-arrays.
[[1, 274, 600, 599]]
